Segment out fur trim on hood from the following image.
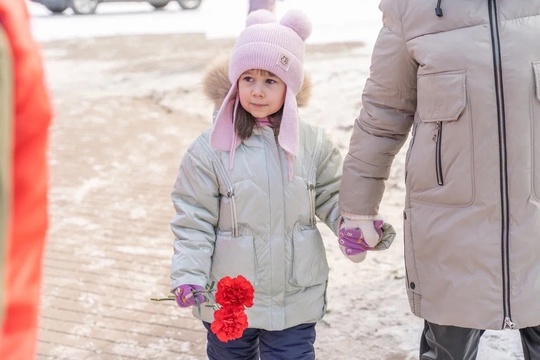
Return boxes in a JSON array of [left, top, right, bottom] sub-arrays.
[[202, 54, 312, 109]]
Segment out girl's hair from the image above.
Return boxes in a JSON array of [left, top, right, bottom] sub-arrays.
[[235, 69, 284, 139], [235, 107, 283, 139]]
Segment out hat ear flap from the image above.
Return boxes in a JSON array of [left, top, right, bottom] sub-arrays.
[[210, 84, 238, 151], [277, 87, 300, 157]]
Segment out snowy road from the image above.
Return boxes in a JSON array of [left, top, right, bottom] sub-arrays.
[[28, 0, 382, 46]]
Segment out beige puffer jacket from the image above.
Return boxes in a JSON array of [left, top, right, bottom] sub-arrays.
[[170, 58, 342, 331], [340, 0, 540, 330]]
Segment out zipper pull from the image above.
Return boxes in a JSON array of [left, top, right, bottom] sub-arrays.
[[308, 183, 316, 226], [503, 317, 515, 330], [435, 0, 443, 17]]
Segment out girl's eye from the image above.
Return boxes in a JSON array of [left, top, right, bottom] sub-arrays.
[[242, 76, 254, 82], [266, 79, 277, 85]]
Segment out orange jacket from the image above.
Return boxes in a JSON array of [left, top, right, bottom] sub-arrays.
[[0, 0, 53, 358]]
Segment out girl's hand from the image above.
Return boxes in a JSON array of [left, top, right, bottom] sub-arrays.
[[174, 284, 206, 308]]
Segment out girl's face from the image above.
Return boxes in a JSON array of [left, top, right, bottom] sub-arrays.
[[238, 69, 286, 119]]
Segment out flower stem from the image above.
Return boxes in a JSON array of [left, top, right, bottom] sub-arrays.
[[150, 295, 176, 301]]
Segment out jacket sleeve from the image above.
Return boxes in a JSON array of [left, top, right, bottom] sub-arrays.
[[315, 130, 342, 236], [170, 138, 220, 292], [339, 0, 417, 216]]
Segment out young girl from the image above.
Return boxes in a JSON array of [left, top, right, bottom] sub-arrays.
[[170, 9, 342, 359]]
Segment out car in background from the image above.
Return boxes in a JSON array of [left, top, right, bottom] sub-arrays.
[[30, 0, 202, 15]]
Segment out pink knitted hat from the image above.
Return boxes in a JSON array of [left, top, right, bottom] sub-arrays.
[[210, 9, 312, 168]]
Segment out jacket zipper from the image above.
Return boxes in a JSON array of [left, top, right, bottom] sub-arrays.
[[226, 190, 238, 237], [307, 129, 324, 226], [199, 139, 238, 237], [307, 183, 316, 226], [433, 121, 444, 186], [488, 0, 513, 330]]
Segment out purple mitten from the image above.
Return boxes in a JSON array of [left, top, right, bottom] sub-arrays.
[[339, 227, 370, 255], [338, 218, 383, 262], [174, 284, 206, 308]]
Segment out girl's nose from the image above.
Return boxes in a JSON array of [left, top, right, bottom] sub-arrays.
[[252, 84, 264, 97]]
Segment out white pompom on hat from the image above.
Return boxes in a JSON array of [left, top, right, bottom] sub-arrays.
[[210, 9, 312, 174]]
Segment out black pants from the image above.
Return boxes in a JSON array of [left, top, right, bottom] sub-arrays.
[[203, 322, 316, 360], [420, 320, 540, 360]]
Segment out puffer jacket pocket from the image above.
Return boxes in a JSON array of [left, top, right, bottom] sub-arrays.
[[289, 225, 329, 288], [406, 71, 474, 206], [532, 62, 540, 199], [210, 228, 257, 285]]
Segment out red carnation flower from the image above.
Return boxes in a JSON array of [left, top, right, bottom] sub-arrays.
[[215, 275, 254, 309], [210, 306, 249, 342], [152, 275, 255, 343]]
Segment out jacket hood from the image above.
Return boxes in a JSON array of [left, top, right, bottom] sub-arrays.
[[202, 54, 312, 109]]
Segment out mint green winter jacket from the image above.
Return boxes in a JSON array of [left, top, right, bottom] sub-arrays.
[[170, 59, 342, 331]]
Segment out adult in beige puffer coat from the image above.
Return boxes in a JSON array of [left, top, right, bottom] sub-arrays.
[[339, 0, 540, 358]]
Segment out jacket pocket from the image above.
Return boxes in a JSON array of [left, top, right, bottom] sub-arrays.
[[217, 185, 239, 237], [210, 229, 257, 285], [289, 225, 329, 288], [531, 62, 540, 199], [406, 71, 474, 206]]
